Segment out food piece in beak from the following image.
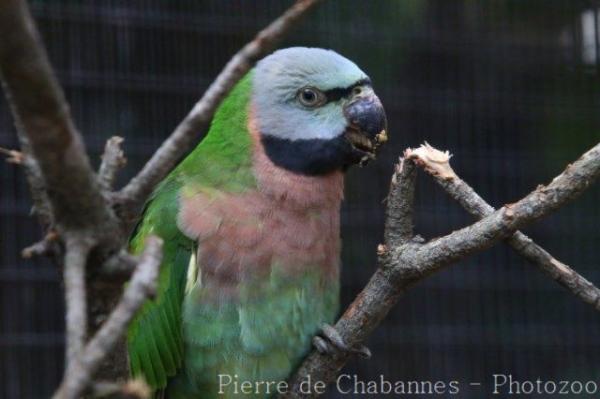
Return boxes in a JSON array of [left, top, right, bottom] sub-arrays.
[[375, 129, 388, 145]]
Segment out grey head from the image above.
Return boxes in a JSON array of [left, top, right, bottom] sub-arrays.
[[252, 47, 387, 175]]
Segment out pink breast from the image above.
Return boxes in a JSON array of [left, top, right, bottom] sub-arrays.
[[177, 105, 345, 296]]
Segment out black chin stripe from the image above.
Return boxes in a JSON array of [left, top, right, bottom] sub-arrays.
[[324, 78, 372, 103], [261, 134, 358, 176]]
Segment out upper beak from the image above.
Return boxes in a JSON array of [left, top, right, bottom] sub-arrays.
[[343, 90, 388, 157]]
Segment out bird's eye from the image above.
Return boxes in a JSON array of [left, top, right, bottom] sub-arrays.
[[298, 87, 324, 107], [352, 86, 363, 96]]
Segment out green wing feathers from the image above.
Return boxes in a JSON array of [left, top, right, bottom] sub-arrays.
[[127, 179, 192, 389]]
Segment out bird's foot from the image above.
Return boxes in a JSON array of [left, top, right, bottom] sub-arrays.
[[312, 323, 371, 359]]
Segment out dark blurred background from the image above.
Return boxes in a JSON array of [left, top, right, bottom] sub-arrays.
[[1, 1, 600, 398]]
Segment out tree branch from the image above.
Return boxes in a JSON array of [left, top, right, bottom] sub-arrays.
[[384, 155, 417, 246], [0, 0, 117, 235], [282, 142, 600, 398], [21, 230, 60, 259], [63, 235, 94, 367], [100, 250, 140, 279], [98, 136, 126, 192], [0, 146, 24, 164], [54, 236, 163, 399], [115, 0, 323, 216], [408, 143, 600, 311], [1, 143, 52, 226]]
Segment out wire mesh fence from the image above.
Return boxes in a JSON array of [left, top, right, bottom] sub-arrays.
[[1, 1, 599, 397]]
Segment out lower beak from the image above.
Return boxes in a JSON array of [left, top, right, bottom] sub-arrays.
[[343, 93, 388, 159]]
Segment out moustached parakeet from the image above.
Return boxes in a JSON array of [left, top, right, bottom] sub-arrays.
[[127, 47, 387, 398]]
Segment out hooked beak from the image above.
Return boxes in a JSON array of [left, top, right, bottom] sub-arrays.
[[343, 90, 388, 165]]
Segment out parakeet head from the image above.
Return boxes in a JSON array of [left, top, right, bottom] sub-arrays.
[[253, 47, 387, 175]]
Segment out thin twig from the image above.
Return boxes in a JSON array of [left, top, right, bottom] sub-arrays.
[[408, 143, 600, 311], [116, 0, 323, 215], [0, 146, 24, 163], [282, 142, 600, 398], [2, 141, 52, 225], [54, 236, 163, 399], [21, 230, 59, 259], [63, 235, 94, 368], [384, 155, 417, 245], [98, 136, 126, 191]]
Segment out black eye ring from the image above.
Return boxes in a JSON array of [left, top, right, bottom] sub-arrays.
[[298, 87, 324, 107]]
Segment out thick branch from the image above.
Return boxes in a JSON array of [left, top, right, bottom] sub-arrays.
[[282, 142, 600, 398], [54, 236, 163, 399], [0, 0, 116, 233], [409, 143, 600, 310], [116, 0, 322, 215]]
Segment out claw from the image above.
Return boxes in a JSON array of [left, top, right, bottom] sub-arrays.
[[313, 324, 371, 359], [312, 336, 330, 354], [320, 324, 350, 351]]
